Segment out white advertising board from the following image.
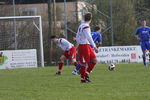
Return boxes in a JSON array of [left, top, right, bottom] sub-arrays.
[[0, 49, 37, 69], [96, 46, 143, 64]]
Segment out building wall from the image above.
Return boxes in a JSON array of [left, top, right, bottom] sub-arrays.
[[0, 1, 87, 22], [0, 4, 48, 20]]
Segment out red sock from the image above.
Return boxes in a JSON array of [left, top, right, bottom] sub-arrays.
[[58, 62, 64, 71], [73, 61, 78, 67], [79, 66, 86, 79], [87, 62, 96, 73]]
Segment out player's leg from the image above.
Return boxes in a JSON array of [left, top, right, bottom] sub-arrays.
[[67, 46, 81, 75], [148, 50, 150, 64], [142, 50, 147, 66], [80, 45, 95, 82], [87, 58, 97, 74], [72, 59, 81, 75], [79, 63, 87, 83], [87, 46, 97, 73], [66, 46, 77, 66], [85, 46, 97, 82], [141, 42, 147, 66], [78, 45, 90, 83], [145, 41, 150, 65], [71, 59, 77, 66], [56, 55, 66, 75], [71, 51, 81, 75]]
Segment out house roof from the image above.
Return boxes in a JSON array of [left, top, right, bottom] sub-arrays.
[[0, 0, 77, 4]]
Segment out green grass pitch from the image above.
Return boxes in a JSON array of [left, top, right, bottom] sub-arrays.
[[0, 63, 150, 100]]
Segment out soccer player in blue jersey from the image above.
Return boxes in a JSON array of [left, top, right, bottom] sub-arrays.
[[135, 20, 150, 66], [91, 26, 102, 48], [72, 26, 102, 75]]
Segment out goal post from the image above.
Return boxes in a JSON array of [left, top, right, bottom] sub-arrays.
[[0, 16, 44, 67]]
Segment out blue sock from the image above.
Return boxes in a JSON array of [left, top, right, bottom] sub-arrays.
[[143, 56, 146, 66], [75, 63, 81, 71]]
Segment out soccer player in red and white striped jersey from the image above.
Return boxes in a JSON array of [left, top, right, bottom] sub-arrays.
[[76, 12, 98, 83], [51, 35, 80, 75]]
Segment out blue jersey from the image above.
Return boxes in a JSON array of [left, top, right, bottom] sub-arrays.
[[135, 27, 150, 42], [91, 32, 102, 44]]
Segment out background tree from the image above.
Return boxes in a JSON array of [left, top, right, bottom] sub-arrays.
[[135, 0, 150, 25], [85, 0, 138, 46]]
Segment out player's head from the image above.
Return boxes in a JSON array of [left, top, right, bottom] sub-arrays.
[[50, 35, 58, 43], [140, 19, 147, 27], [84, 12, 92, 23], [94, 26, 101, 32]]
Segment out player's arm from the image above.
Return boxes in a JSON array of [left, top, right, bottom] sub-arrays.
[[83, 27, 96, 47], [135, 35, 140, 40], [72, 37, 79, 50], [72, 37, 76, 41], [135, 28, 140, 41], [149, 27, 150, 38], [99, 34, 102, 45], [96, 43, 101, 48], [83, 27, 98, 53], [96, 34, 102, 48]]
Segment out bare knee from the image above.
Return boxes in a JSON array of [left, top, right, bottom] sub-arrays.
[[143, 50, 147, 56], [60, 56, 65, 63], [72, 59, 76, 63]]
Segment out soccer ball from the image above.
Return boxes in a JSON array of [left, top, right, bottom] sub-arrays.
[[108, 63, 115, 71]]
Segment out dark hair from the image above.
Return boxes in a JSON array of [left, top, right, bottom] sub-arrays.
[[50, 35, 57, 39], [139, 18, 147, 22], [94, 26, 101, 32], [84, 12, 92, 22]]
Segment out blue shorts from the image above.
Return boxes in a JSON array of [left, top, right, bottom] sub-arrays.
[[140, 41, 150, 51]]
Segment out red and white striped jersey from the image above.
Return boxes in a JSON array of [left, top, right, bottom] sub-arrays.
[[76, 23, 96, 48], [57, 38, 73, 51]]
